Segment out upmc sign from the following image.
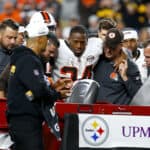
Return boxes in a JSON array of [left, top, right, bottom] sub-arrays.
[[79, 114, 150, 148]]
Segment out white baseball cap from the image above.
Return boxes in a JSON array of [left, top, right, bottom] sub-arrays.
[[25, 22, 49, 38], [29, 11, 56, 27], [122, 29, 138, 40]]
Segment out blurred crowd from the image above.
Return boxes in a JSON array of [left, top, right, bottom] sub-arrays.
[[1, 0, 150, 43], [0, 0, 150, 41]]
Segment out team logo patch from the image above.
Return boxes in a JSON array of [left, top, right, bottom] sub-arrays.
[[110, 72, 118, 81], [81, 116, 109, 146], [108, 32, 115, 39]]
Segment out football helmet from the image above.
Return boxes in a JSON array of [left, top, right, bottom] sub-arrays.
[[29, 11, 56, 32]]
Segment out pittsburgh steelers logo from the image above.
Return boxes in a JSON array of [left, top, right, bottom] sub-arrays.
[[108, 32, 115, 39], [82, 116, 109, 146]]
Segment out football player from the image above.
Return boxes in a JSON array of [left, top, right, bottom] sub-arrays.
[[52, 25, 103, 81]]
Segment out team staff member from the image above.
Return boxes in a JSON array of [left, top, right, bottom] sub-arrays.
[[41, 33, 60, 150], [0, 26, 25, 98], [0, 19, 18, 74], [41, 33, 59, 77], [131, 40, 150, 106], [94, 28, 142, 104], [7, 23, 71, 150], [122, 28, 147, 83]]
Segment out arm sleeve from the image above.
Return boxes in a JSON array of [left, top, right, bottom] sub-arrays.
[[16, 56, 60, 103], [123, 60, 142, 98], [0, 63, 10, 92]]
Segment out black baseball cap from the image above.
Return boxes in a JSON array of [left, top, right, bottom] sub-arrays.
[[105, 28, 124, 48]]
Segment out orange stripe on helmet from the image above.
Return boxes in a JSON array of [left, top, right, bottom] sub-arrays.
[[40, 11, 51, 23]]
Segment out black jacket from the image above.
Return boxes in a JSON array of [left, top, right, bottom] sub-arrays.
[[94, 57, 142, 105], [7, 46, 60, 117]]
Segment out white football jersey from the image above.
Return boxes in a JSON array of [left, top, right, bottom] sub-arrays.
[[52, 37, 103, 81]]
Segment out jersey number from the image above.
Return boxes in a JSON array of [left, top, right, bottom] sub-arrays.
[[60, 65, 93, 81]]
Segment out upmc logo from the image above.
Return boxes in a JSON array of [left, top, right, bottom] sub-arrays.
[[82, 116, 109, 146]]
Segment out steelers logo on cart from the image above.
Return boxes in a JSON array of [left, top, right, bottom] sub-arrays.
[[82, 116, 109, 146]]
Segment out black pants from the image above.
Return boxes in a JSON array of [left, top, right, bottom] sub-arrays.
[[8, 115, 44, 150]]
